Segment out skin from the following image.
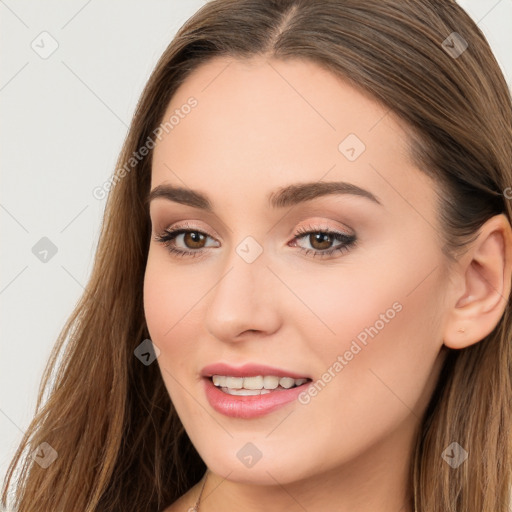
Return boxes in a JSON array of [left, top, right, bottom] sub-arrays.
[[143, 56, 512, 512]]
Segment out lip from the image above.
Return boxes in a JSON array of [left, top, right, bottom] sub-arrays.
[[203, 376, 311, 419], [201, 362, 311, 380]]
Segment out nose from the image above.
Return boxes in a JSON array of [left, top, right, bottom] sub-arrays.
[[204, 247, 281, 343]]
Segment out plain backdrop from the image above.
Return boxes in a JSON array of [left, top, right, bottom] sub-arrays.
[[1, 0, 511, 491]]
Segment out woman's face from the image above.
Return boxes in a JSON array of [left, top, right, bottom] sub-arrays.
[[144, 56, 450, 486]]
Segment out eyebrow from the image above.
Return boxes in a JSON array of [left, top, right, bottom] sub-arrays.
[[146, 180, 382, 211]]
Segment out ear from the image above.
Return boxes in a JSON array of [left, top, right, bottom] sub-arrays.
[[443, 213, 512, 349]]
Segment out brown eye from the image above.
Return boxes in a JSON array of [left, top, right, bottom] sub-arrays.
[[308, 232, 334, 251], [292, 227, 357, 259], [154, 224, 356, 260], [153, 225, 219, 258], [183, 231, 207, 249]]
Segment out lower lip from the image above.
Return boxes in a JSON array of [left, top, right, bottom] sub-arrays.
[[203, 377, 310, 419]]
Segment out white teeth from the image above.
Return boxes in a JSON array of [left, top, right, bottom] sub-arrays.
[[243, 376, 264, 389], [225, 376, 243, 389], [211, 374, 309, 391], [263, 375, 279, 389], [279, 377, 295, 389]]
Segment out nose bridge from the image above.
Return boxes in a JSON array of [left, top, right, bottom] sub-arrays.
[[204, 240, 280, 341]]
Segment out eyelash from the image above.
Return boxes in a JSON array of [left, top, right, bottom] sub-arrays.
[[153, 222, 357, 260]]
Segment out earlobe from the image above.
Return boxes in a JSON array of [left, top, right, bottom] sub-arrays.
[[443, 214, 512, 350]]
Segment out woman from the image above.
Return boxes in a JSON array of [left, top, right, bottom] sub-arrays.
[[3, 0, 512, 511]]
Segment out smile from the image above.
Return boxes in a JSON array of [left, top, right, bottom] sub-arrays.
[[203, 376, 312, 419], [211, 375, 309, 395]]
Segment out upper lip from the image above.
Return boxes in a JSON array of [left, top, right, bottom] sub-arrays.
[[201, 362, 311, 380]]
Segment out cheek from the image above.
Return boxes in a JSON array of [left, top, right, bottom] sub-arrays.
[[291, 241, 446, 431], [278, 247, 433, 364], [143, 252, 202, 379], [143, 256, 203, 425], [143, 249, 203, 340]]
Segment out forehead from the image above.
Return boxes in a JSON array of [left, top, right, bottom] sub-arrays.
[[153, 55, 405, 156], [150, 56, 433, 218]]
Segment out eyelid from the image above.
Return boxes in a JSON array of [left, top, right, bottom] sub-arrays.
[[157, 220, 219, 240], [294, 220, 353, 237]]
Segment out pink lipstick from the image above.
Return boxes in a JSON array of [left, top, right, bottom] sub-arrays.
[[201, 362, 312, 419]]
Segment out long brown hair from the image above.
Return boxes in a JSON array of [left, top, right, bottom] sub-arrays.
[[3, 1, 511, 510]]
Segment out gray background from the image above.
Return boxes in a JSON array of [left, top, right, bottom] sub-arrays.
[[1, 0, 511, 490]]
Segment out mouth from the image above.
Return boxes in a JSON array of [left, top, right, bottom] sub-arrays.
[[208, 375, 312, 396], [200, 363, 313, 418], [202, 372, 313, 419]]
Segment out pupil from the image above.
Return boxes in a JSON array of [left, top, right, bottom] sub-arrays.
[[311, 233, 331, 249], [186, 232, 205, 248]]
